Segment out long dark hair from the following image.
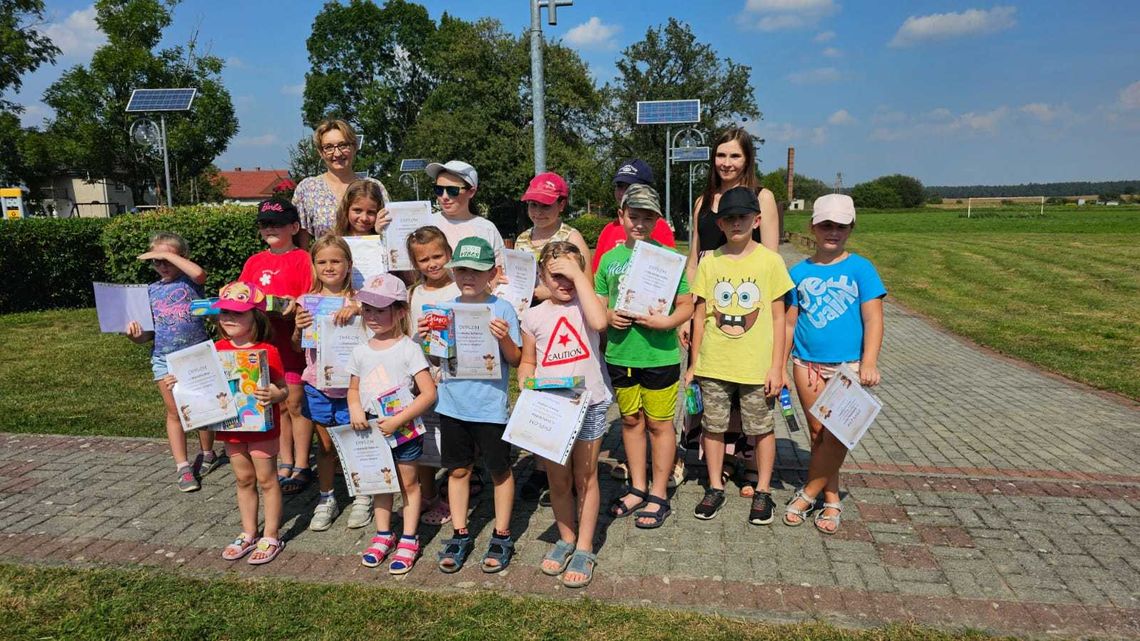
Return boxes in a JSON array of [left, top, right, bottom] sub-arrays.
[[697, 127, 759, 218]]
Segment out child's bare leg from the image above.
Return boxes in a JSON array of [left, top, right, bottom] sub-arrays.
[[418, 466, 438, 502], [373, 493, 395, 533], [291, 411, 314, 477], [448, 466, 473, 531], [279, 383, 305, 470], [252, 455, 282, 540], [159, 382, 189, 467], [641, 416, 674, 513], [546, 458, 577, 546], [571, 439, 602, 548], [230, 452, 259, 536], [789, 365, 843, 525], [397, 462, 421, 537], [196, 430, 216, 455], [703, 430, 727, 490], [490, 469, 515, 534], [616, 412, 648, 511], [753, 431, 775, 492], [314, 424, 335, 493]]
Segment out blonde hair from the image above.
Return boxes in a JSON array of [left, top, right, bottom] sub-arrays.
[[538, 240, 585, 272], [313, 119, 357, 150], [149, 231, 189, 257], [361, 300, 411, 337], [334, 180, 386, 236], [308, 234, 355, 296]]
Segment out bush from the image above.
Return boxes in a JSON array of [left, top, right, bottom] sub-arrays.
[[102, 205, 260, 296], [566, 214, 610, 247], [0, 218, 110, 313], [850, 181, 902, 209], [875, 174, 925, 208]]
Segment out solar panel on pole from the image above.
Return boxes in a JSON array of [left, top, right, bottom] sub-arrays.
[[636, 99, 700, 125], [399, 158, 430, 173], [125, 88, 197, 113]]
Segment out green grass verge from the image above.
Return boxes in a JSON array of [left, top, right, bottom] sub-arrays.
[[0, 564, 1019, 641], [785, 206, 1140, 399]]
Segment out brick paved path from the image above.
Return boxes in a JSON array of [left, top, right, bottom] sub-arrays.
[[1, 246, 1138, 639]]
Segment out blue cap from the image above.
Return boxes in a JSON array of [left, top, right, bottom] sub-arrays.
[[613, 159, 654, 186]]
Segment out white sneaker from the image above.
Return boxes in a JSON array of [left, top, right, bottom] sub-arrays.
[[309, 498, 340, 531], [346, 495, 373, 529]]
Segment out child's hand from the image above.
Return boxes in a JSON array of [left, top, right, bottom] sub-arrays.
[[683, 367, 696, 386], [333, 305, 358, 326], [349, 409, 369, 431], [765, 367, 785, 397], [377, 417, 400, 436], [492, 271, 509, 288], [547, 256, 584, 281], [161, 374, 177, 392], [633, 314, 671, 330], [416, 316, 431, 341], [374, 208, 391, 233], [859, 364, 881, 387], [489, 317, 510, 340], [279, 296, 298, 317], [254, 383, 287, 405], [608, 309, 634, 330], [294, 307, 313, 330], [126, 321, 143, 339], [137, 250, 173, 261]]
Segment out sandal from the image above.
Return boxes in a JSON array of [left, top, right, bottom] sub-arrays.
[[481, 532, 514, 573], [388, 536, 420, 575], [276, 463, 294, 485], [633, 495, 672, 529], [609, 461, 630, 481], [247, 536, 284, 565], [221, 532, 257, 561], [280, 467, 312, 495], [783, 489, 816, 527], [561, 549, 597, 589], [437, 535, 474, 573], [608, 486, 649, 518], [737, 467, 759, 498], [814, 501, 843, 535], [361, 532, 397, 567], [541, 539, 577, 576], [420, 498, 452, 526]]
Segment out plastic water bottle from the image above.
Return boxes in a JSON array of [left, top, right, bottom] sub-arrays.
[[684, 382, 703, 415], [779, 386, 800, 432]]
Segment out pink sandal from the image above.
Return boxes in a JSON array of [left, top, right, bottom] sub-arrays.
[[222, 532, 257, 561], [247, 536, 284, 565], [361, 532, 397, 568], [388, 536, 421, 575], [420, 498, 452, 526]]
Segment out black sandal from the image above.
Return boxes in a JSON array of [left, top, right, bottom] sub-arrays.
[[634, 495, 672, 529], [608, 486, 649, 518]]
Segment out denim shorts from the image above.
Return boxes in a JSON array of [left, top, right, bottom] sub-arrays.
[[301, 384, 350, 426], [391, 434, 424, 463], [151, 353, 169, 380]]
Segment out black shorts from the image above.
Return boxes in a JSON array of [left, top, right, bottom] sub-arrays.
[[605, 363, 681, 390], [438, 413, 513, 475]]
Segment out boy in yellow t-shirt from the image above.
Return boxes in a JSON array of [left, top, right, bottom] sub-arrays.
[[685, 187, 793, 525]]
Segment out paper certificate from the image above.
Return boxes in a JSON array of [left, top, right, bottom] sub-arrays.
[[344, 235, 388, 289], [93, 282, 154, 333], [493, 248, 537, 316], [212, 349, 273, 433], [808, 364, 883, 450], [383, 200, 434, 272], [327, 423, 401, 497], [503, 388, 591, 465], [447, 303, 500, 379], [615, 240, 686, 317], [167, 341, 238, 431], [299, 295, 348, 348], [316, 317, 367, 388]]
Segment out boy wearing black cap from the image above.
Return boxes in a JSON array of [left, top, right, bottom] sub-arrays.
[[684, 187, 793, 525], [591, 159, 676, 273]]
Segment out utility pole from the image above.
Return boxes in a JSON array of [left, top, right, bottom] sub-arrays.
[[529, 0, 573, 174]]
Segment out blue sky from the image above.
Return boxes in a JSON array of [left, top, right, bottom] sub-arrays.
[[14, 1, 1140, 185]]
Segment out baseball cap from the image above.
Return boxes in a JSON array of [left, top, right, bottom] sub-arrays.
[[445, 237, 496, 271], [521, 172, 569, 205], [620, 183, 662, 216], [256, 197, 300, 226], [213, 281, 268, 312], [714, 187, 760, 218], [812, 193, 856, 225], [355, 273, 408, 309], [613, 159, 653, 186], [425, 160, 478, 188]]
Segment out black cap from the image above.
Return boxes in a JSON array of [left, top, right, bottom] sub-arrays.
[[256, 197, 300, 225], [714, 187, 760, 218], [612, 159, 654, 186]]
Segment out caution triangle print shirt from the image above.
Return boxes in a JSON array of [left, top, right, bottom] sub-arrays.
[[521, 298, 612, 405]]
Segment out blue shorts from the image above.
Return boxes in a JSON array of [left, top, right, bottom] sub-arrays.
[[391, 434, 424, 463], [302, 384, 351, 426], [151, 353, 169, 380]]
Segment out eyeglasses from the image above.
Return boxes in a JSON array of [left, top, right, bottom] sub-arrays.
[[320, 142, 353, 155], [149, 259, 170, 266], [433, 185, 469, 198]]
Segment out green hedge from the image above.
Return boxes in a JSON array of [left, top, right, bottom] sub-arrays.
[[566, 214, 610, 247], [102, 205, 260, 297], [0, 218, 110, 313]]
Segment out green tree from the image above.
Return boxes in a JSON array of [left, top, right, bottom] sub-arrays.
[[875, 174, 925, 208], [761, 168, 830, 204], [37, 0, 237, 205], [288, 135, 325, 183], [851, 181, 902, 209], [174, 163, 226, 204], [0, 0, 60, 184]]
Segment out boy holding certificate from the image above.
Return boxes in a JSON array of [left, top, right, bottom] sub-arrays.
[[685, 187, 793, 525], [595, 184, 693, 529]]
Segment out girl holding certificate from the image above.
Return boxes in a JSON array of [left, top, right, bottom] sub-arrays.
[[518, 242, 612, 588], [782, 195, 886, 535]]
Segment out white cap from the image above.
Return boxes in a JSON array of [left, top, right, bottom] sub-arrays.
[[425, 160, 478, 188], [812, 193, 856, 225]]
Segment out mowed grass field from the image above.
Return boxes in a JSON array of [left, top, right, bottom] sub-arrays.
[[785, 206, 1140, 400]]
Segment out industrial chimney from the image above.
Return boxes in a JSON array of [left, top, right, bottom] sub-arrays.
[[786, 147, 795, 203]]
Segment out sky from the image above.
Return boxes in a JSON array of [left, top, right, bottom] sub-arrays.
[[12, 0, 1140, 186]]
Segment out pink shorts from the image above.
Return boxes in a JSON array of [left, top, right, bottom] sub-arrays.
[[284, 371, 304, 386], [224, 437, 280, 459]]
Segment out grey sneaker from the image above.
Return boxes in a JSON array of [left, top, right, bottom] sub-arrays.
[[310, 497, 340, 531], [346, 495, 373, 529], [177, 466, 200, 493], [195, 451, 222, 476]]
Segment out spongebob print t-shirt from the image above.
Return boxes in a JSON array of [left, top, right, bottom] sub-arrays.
[[692, 245, 793, 385]]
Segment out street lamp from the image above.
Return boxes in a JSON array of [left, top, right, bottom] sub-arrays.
[[529, 0, 573, 174]]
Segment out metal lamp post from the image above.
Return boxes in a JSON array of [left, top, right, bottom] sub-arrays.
[[529, 0, 572, 174]]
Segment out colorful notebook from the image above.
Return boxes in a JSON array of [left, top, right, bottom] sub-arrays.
[[376, 385, 426, 448], [211, 349, 273, 432]]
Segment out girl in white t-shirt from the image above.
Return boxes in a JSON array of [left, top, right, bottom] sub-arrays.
[[518, 241, 612, 589], [406, 226, 461, 526]]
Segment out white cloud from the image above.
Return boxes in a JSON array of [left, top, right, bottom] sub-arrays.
[[740, 0, 838, 31], [564, 17, 620, 49], [749, 120, 827, 146], [226, 57, 246, 69], [827, 109, 855, 125], [890, 6, 1016, 47], [1119, 81, 1140, 110], [1020, 102, 1057, 122], [280, 84, 304, 96], [871, 107, 907, 125], [871, 105, 1009, 140], [813, 30, 835, 43], [787, 66, 841, 84], [235, 133, 280, 147], [821, 47, 842, 58], [44, 6, 105, 61]]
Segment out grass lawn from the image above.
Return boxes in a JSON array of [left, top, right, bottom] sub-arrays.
[[785, 206, 1140, 399], [0, 564, 1019, 641]]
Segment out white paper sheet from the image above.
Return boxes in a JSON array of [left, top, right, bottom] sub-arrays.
[[383, 200, 434, 272], [503, 388, 590, 465], [493, 248, 537, 317], [614, 240, 686, 317], [327, 423, 401, 497], [808, 364, 883, 450], [93, 282, 154, 333], [316, 317, 367, 388], [343, 235, 388, 289], [447, 302, 500, 379], [167, 341, 238, 431]]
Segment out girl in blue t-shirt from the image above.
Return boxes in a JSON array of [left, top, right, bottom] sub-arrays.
[[781, 195, 886, 535], [126, 231, 218, 493]]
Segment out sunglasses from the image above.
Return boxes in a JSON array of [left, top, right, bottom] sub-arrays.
[[149, 258, 170, 266], [257, 220, 289, 229], [432, 184, 469, 198]]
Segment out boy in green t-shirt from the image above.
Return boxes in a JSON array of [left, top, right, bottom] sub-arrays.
[[594, 184, 693, 529], [685, 187, 793, 526]]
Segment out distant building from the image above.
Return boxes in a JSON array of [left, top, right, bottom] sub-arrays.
[[788, 199, 805, 211], [46, 174, 140, 217], [217, 167, 291, 204]]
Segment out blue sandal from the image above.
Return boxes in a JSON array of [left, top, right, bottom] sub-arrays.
[[541, 539, 576, 576], [561, 549, 597, 588], [608, 486, 649, 518], [276, 463, 294, 485], [634, 495, 672, 529], [481, 532, 514, 573], [437, 535, 473, 574], [280, 467, 312, 495]]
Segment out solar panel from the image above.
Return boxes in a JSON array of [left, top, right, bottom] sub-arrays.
[[399, 158, 429, 172], [671, 146, 709, 162], [636, 99, 700, 125], [125, 88, 197, 113]]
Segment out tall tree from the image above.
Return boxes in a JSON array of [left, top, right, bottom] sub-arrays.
[[38, 0, 236, 204], [0, 0, 59, 184]]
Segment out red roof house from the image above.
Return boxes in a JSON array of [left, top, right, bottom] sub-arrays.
[[218, 168, 292, 203]]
